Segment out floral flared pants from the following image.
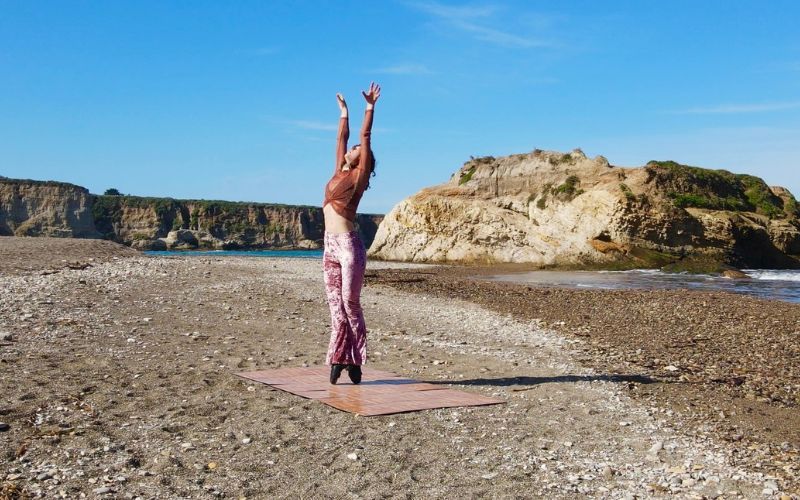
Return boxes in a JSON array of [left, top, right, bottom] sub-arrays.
[[323, 231, 367, 365]]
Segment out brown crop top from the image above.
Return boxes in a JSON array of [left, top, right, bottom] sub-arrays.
[[323, 108, 373, 222]]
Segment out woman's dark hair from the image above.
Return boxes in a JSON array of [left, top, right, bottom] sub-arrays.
[[353, 143, 377, 189]]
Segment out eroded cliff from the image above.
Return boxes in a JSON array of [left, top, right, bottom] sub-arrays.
[[368, 149, 800, 270], [91, 195, 381, 250], [0, 179, 100, 238], [0, 178, 382, 250]]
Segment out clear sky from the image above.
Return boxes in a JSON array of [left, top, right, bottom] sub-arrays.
[[2, 1, 799, 214]]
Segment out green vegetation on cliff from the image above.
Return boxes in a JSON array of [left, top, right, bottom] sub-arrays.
[[1, 178, 89, 191], [646, 160, 791, 218], [553, 175, 583, 199], [459, 166, 477, 185]]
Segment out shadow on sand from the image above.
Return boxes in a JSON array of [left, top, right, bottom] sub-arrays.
[[428, 373, 659, 389]]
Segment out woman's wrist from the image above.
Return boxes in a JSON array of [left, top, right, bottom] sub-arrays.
[[366, 104, 374, 111], [340, 110, 348, 118]]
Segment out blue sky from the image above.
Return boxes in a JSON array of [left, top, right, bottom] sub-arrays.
[[1, 1, 799, 214]]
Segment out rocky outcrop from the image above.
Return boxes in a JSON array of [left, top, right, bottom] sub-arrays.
[[92, 196, 382, 250], [0, 178, 383, 250], [369, 149, 800, 269], [0, 179, 101, 238]]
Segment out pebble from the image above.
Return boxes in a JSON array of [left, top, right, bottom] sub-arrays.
[[242, 438, 252, 445], [93, 486, 113, 494], [481, 472, 498, 480], [347, 453, 358, 461], [36, 472, 53, 481], [0, 332, 12, 341], [646, 440, 663, 462], [0, 422, 9, 432]]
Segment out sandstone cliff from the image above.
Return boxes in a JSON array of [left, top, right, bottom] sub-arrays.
[[0, 178, 382, 250], [368, 149, 800, 270], [0, 179, 100, 238], [91, 195, 382, 250]]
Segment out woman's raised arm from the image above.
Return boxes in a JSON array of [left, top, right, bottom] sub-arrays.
[[334, 93, 349, 173], [355, 82, 380, 191]]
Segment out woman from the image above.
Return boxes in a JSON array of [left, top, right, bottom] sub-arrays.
[[322, 82, 380, 385]]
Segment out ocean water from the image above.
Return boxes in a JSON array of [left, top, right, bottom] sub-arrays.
[[144, 250, 800, 303], [144, 249, 323, 259], [487, 269, 800, 303]]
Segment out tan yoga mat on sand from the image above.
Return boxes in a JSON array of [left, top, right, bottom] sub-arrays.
[[236, 366, 505, 416]]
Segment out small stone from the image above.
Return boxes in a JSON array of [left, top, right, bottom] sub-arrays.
[[93, 487, 113, 494], [0, 332, 12, 341], [0, 422, 9, 432], [619, 421, 631, 427], [206, 462, 218, 470], [347, 452, 358, 461], [601, 466, 613, 479], [388, 422, 396, 427], [665, 365, 679, 372], [181, 442, 194, 450], [36, 472, 54, 481], [481, 472, 498, 480], [241, 438, 252, 445], [646, 440, 663, 462], [564, 441, 573, 447]]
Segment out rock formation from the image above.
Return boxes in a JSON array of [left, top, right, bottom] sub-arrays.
[[368, 149, 800, 270], [0, 178, 382, 250], [0, 179, 101, 238]]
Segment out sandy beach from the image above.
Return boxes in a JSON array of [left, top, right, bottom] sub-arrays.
[[1, 237, 798, 498]]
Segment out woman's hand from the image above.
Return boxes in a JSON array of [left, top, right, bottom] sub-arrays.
[[361, 82, 381, 107], [336, 93, 348, 115]]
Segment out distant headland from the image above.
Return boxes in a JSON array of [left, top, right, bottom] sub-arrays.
[[0, 177, 383, 250]]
